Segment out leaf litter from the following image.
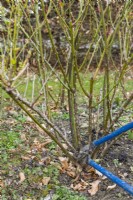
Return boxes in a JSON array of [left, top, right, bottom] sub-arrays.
[[19, 172, 26, 184], [0, 107, 133, 200]]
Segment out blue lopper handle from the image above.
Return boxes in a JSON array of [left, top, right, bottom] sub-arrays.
[[93, 122, 133, 147], [88, 159, 133, 196]]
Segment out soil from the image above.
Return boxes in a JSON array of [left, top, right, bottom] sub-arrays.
[[0, 105, 132, 200], [56, 109, 133, 200], [89, 135, 133, 200]]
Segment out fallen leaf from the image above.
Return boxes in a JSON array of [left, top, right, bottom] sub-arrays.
[[19, 172, 26, 183], [0, 180, 4, 188], [62, 143, 68, 149], [43, 194, 53, 200], [21, 156, 31, 160], [81, 122, 88, 128], [8, 149, 18, 153], [42, 177, 50, 185], [95, 170, 103, 177], [59, 157, 69, 170], [76, 164, 82, 173], [67, 170, 76, 178], [88, 167, 95, 173], [81, 172, 92, 181], [32, 138, 52, 151], [88, 180, 101, 196], [71, 179, 88, 191], [20, 133, 27, 141], [42, 139, 52, 147], [33, 138, 39, 144], [4, 106, 13, 111], [66, 162, 76, 178], [130, 166, 133, 171], [107, 184, 116, 190], [26, 116, 32, 122], [72, 174, 80, 183], [119, 172, 128, 179], [102, 176, 107, 180], [41, 123, 46, 128], [39, 157, 51, 165]]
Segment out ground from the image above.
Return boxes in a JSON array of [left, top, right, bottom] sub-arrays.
[[0, 1, 133, 199], [0, 103, 132, 200]]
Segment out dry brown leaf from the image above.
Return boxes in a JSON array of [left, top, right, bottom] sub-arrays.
[[88, 167, 95, 173], [88, 180, 101, 196], [107, 184, 116, 190], [33, 138, 39, 144], [42, 139, 52, 147], [42, 177, 50, 185], [67, 170, 76, 178], [8, 149, 18, 153], [62, 143, 68, 149], [67, 163, 76, 170], [0, 180, 4, 188], [35, 125, 45, 134], [20, 133, 27, 141], [32, 138, 52, 150], [76, 164, 82, 173], [130, 166, 133, 171], [21, 156, 31, 160], [26, 116, 32, 122], [59, 157, 69, 170], [4, 106, 13, 111], [19, 172, 26, 183], [81, 172, 92, 180], [39, 157, 51, 165], [66, 163, 77, 178], [72, 174, 80, 183], [119, 172, 128, 179], [71, 179, 88, 191], [71, 183, 82, 191]]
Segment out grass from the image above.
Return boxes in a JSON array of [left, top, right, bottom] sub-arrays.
[[0, 71, 132, 199], [1, 70, 132, 108], [2, 71, 131, 105], [0, 113, 87, 199], [1, 71, 132, 122]]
